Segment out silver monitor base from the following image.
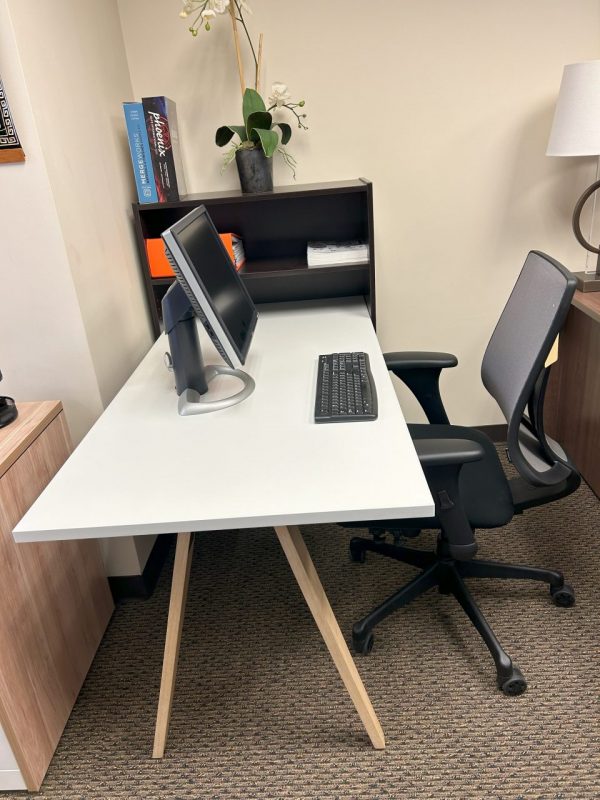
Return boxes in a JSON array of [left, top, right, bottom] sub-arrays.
[[178, 365, 255, 415]]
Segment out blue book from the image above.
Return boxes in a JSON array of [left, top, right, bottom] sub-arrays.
[[123, 102, 158, 204]]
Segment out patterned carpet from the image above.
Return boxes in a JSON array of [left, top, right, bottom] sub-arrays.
[[8, 470, 600, 799]]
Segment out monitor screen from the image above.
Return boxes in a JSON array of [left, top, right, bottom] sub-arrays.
[[161, 206, 258, 369]]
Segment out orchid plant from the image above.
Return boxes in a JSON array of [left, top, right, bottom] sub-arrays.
[[178, 0, 307, 175], [216, 85, 306, 176]]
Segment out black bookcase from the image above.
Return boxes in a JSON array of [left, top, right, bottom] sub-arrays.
[[132, 179, 376, 337]]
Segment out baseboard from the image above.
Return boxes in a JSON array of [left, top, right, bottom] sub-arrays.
[[0, 770, 27, 791], [108, 533, 175, 601], [474, 424, 508, 443]]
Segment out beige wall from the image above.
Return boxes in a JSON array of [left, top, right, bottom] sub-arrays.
[[2, 0, 155, 576], [118, 0, 600, 424], [0, 0, 104, 443], [7, 0, 153, 409]]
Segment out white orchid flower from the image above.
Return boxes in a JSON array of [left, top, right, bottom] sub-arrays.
[[210, 0, 230, 13], [268, 82, 292, 108], [181, 0, 229, 19], [179, 0, 198, 18], [201, 8, 217, 25]]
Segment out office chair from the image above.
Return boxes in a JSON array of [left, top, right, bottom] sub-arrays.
[[343, 251, 580, 696]]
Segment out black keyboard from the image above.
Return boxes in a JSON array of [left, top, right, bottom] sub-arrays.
[[315, 352, 378, 423]]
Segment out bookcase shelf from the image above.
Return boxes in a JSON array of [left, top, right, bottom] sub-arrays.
[[132, 179, 376, 337]]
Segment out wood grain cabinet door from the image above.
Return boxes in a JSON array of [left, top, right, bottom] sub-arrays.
[[0, 405, 113, 791]]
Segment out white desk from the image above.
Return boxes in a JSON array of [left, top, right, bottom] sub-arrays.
[[15, 297, 433, 756]]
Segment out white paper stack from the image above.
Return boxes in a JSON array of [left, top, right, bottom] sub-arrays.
[[307, 240, 369, 268], [231, 234, 246, 270]]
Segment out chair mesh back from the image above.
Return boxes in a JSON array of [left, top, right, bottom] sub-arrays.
[[481, 251, 576, 485]]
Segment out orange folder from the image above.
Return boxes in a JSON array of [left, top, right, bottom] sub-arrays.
[[145, 233, 245, 278], [145, 238, 174, 278]]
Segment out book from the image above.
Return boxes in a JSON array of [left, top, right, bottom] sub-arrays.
[[142, 96, 187, 203], [307, 240, 369, 268], [123, 102, 158, 203], [145, 233, 245, 277]]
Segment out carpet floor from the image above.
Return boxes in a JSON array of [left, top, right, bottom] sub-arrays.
[[7, 472, 600, 799]]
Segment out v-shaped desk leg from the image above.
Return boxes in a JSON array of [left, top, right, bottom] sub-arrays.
[[153, 526, 385, 757], [153, 531, 195, 759], [274, 525, 385, 750]]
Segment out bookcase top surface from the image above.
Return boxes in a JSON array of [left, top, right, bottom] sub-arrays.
[[133, 178, 371, 211]]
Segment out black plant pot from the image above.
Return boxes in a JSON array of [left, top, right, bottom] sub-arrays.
[[235, 147, 273, 193]]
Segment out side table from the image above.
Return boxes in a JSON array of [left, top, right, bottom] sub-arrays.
[[545, 291, 600, 498]]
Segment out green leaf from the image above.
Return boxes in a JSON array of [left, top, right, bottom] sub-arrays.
[[215, 126, 234, 146], [229, 124, 248, 142], [246, 111, 272, 141], [215, 125, 247, 146], [242, 88, 266, 127], [254, 128, 279, 158], [273, 122, 292, 145]]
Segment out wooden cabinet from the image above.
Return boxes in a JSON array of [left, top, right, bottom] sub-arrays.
[[545, 291, 600, 498], [0, 402, 113, 791], [132, 179, 376, 337]]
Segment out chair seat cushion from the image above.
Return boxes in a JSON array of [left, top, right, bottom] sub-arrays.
[[344, 424, 515, 532]]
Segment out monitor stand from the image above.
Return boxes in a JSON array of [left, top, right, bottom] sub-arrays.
[[162, 281, 255, 416]]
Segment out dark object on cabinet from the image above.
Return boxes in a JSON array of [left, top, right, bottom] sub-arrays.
[[341, 251, 580, 696], [545, 291, 600, 497], [0, 370, 17, 428], [131, 179, 376, 337]]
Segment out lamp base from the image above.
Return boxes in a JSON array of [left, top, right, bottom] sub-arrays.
[[573, 271, 600, 292]]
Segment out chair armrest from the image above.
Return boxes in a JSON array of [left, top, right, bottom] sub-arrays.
[[384, 352, 458, 425], [384, 352, 458, 371], [414, 438, 484, 468], [414, 437, 483, 561]]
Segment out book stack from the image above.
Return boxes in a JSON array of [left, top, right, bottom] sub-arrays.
[[220, 233, 246, 271], [123, 96, 187, 204], [306, 240, 369, 268]]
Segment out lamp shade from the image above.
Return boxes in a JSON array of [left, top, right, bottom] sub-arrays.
[[547, 61, 600, 156]]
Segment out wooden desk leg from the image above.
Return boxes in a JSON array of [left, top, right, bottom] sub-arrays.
[[274, 525, 385, 750], [152, 531, 195, 759]]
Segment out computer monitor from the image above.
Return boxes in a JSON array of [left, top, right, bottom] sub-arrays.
[[162, 205, 258, 369], [161, 205, 258, 415]]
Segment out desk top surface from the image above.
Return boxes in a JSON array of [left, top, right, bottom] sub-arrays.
[[14, 299, 433, 542]]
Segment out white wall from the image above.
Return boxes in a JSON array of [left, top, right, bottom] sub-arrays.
[[1, 0, 156, 576], [118, 0, 600, 424], [7, 0, 153, 409], [0, 0, 103, 443]]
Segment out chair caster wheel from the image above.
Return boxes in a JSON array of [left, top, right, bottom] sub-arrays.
[[349, 539, 366, 563], [352, 630, 374, 655], [550, 583, 576, 607], [498, 666, 527, 696]]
